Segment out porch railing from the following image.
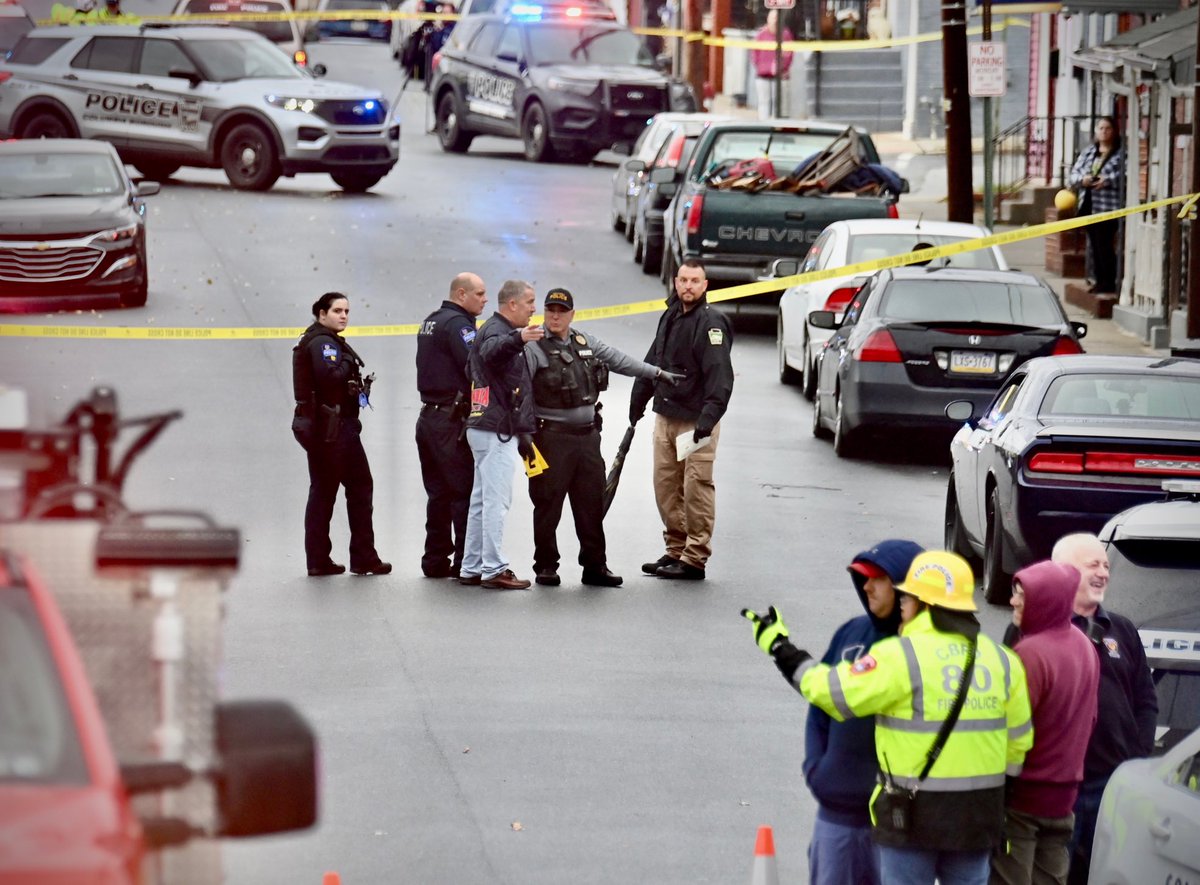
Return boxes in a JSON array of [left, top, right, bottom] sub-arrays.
[[993, 114, 1092, 204]]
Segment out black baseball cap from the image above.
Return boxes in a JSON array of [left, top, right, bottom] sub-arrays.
[[544, 288, 574, 311]]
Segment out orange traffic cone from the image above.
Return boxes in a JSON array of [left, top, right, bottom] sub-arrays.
[[749, 825, 780, 885], [322, 873, 341, 885]]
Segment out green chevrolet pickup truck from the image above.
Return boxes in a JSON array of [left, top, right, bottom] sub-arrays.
[[654, 121, 905, 304]]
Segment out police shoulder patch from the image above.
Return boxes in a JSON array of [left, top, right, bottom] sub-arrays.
[[708, 328, 724, 346], [460, 326, 476, 344], [850, 655, 878, 675], [322, 343, 339, 362]]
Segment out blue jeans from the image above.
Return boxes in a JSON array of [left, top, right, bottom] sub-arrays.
[[462, 429, 519, 579], [810, 817, 880, 885], [1067, 777, 1108, 884], [877, 845, 989, 885]]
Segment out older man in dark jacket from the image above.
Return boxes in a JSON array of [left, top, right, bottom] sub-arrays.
[[460, 279, 544, 590]]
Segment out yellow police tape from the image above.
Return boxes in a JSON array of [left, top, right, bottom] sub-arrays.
[[1, 192, 1193, 341]]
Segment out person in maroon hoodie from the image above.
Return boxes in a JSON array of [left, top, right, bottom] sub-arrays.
[[991, 560, 1100, 885]]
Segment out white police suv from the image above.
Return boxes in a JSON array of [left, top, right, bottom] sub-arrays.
[[0, 25, 400, 192]]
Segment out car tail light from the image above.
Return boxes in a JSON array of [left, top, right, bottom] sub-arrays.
[[822, 285, 861, 312], [1050, 336, 1083, 355], [660, 135, 685, 168], [886, 203, 899, 219], [432, 51, 443, 72], [294, 49, 308, 67], [0, 72, 11, 85], [1029, 451, 1200, 476], [686, 194, 704, 235], [856, 329, 902, 363]]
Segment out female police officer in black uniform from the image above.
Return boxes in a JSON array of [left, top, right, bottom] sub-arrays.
[[292, 292, 391, 576]]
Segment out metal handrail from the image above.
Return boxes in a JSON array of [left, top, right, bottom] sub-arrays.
[[992, 114, 1093, 205]]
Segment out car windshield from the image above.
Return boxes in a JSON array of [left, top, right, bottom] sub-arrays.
[[327, 0, 388, 8], [181, 1, 296, 44], [0, 152, 124, 198], [186, 37, 303, 81], [1040, 373, 1200, 420], [525, 23, 653, 66], [847, 234, 1001, 270], [702, 130, 852, 179], [1107, 531, 1200, 625], [0, 588, 88, 785], [878, 279, 1063, 325]]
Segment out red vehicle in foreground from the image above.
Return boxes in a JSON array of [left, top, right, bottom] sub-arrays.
[[0, 386, 318, 884]]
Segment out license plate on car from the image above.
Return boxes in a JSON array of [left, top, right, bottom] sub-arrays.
[[949, 351, 997, 374], [351, 20, 368, 30]]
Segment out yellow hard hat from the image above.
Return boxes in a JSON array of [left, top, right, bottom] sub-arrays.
[[897, 551, 977, 612], [1054, 188, 1077, 213]]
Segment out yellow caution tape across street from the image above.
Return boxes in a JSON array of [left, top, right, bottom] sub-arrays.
[[2, 193, 1193, 341]]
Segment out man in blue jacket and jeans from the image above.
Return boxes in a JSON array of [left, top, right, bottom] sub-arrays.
[[803, 539, 924, 885]]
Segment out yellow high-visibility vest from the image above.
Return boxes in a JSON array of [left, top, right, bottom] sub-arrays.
[[800, 609, 1033, 793]]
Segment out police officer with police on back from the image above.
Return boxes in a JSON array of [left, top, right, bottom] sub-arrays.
[[292, 292, 391, 577], [415, 272, 488, 578], [524, 287, 680, 588]]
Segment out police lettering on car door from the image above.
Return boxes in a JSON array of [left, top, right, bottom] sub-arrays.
[[82, 90, 203, 132], [465, 70, 515, 120]]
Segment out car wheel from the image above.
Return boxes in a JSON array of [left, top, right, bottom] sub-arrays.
[[642, 237, 662, 276], [777, 314, 801, 385], [611, 207, 624, 233], [18, 110, 74, 139], [521, 103, 555, 162], [944, 476, 976, 562], [632, 227, 644, 264], [437, 92, 473, 153], [663, 250, 677, 297], [134, 161, 180, 182], [220, 123, 279, 191], [983, 487, 1013, 604], [331, 172, 383, 193], [624, 210, 635, 243], [801, 333, 818, 401], [811, 377, 831, 439], [120, 266, 148, 309], [833, 388, 857, 457]]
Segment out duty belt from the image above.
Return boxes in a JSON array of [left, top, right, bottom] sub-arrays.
[[421, 401, 456, 412], [537, 418, 595, 435]]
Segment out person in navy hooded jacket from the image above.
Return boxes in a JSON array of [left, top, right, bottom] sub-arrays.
[[802, 539, 924, 885]]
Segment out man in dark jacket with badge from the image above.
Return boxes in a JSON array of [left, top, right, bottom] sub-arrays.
[[460, 279, 544, 591], [292, 292, 391, 577], [629, 259, 734, 581], [415, 272, 487, 579], [524, 287, 679, 588]]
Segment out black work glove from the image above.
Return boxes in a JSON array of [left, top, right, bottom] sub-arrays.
[[741, 606, 811, 683], [517, 433, 535, 462], [693, 419, 714, 444], [656, 368, 684, 386]]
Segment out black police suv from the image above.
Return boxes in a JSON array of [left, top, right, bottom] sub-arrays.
[[429, 3, 689, 162]]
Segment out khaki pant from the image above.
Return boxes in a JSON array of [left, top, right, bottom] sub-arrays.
[[989, 807, 1074, 885], [652, 414, 720, 568]]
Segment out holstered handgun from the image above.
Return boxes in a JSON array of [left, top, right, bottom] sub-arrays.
[[319, 403, 341, 443], [449, 390, 469, 423]]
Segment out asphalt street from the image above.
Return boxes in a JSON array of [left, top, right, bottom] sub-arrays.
[[3, 40, 1036, 883]]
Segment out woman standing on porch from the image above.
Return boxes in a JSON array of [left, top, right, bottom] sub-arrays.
[[1069, 116, 1125, 295]]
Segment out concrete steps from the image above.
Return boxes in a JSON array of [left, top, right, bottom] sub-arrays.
[[806, 49, 904, 132]]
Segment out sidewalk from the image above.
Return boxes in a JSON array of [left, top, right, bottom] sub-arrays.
[[705, 95, 1166, 357]]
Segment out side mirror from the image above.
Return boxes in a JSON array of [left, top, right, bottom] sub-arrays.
[[215, 700, 318, 837], [807, 310, 837, 330], [945, 400, 975, 423], [168, 68, 202, 87], [311, 62, 327, 78], [624, 158, 646, 173], [654, 52, 671, 72], [648, 166, 678, 185], [1072, 321, 1088, 340], [135, 181, 161, 197], [900, 178, 911, 194], [610, 141, 632, 156], [769, 258, 799, 278]]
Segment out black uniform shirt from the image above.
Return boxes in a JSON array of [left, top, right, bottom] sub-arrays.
[[416, 300, 476, 404]]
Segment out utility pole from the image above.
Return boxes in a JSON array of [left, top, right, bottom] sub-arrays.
[[942, 0, 973, 222], [1188, 3, 1200, 341], [982, 0, 994, 229], [774, 9, 784, 119]]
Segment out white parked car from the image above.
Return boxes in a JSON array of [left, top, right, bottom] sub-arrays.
[[776, 219, 1009, 399], [1089, 725, 1200, 884]]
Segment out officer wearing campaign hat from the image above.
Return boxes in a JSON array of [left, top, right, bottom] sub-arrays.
[[524, 286, 680, 588]]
